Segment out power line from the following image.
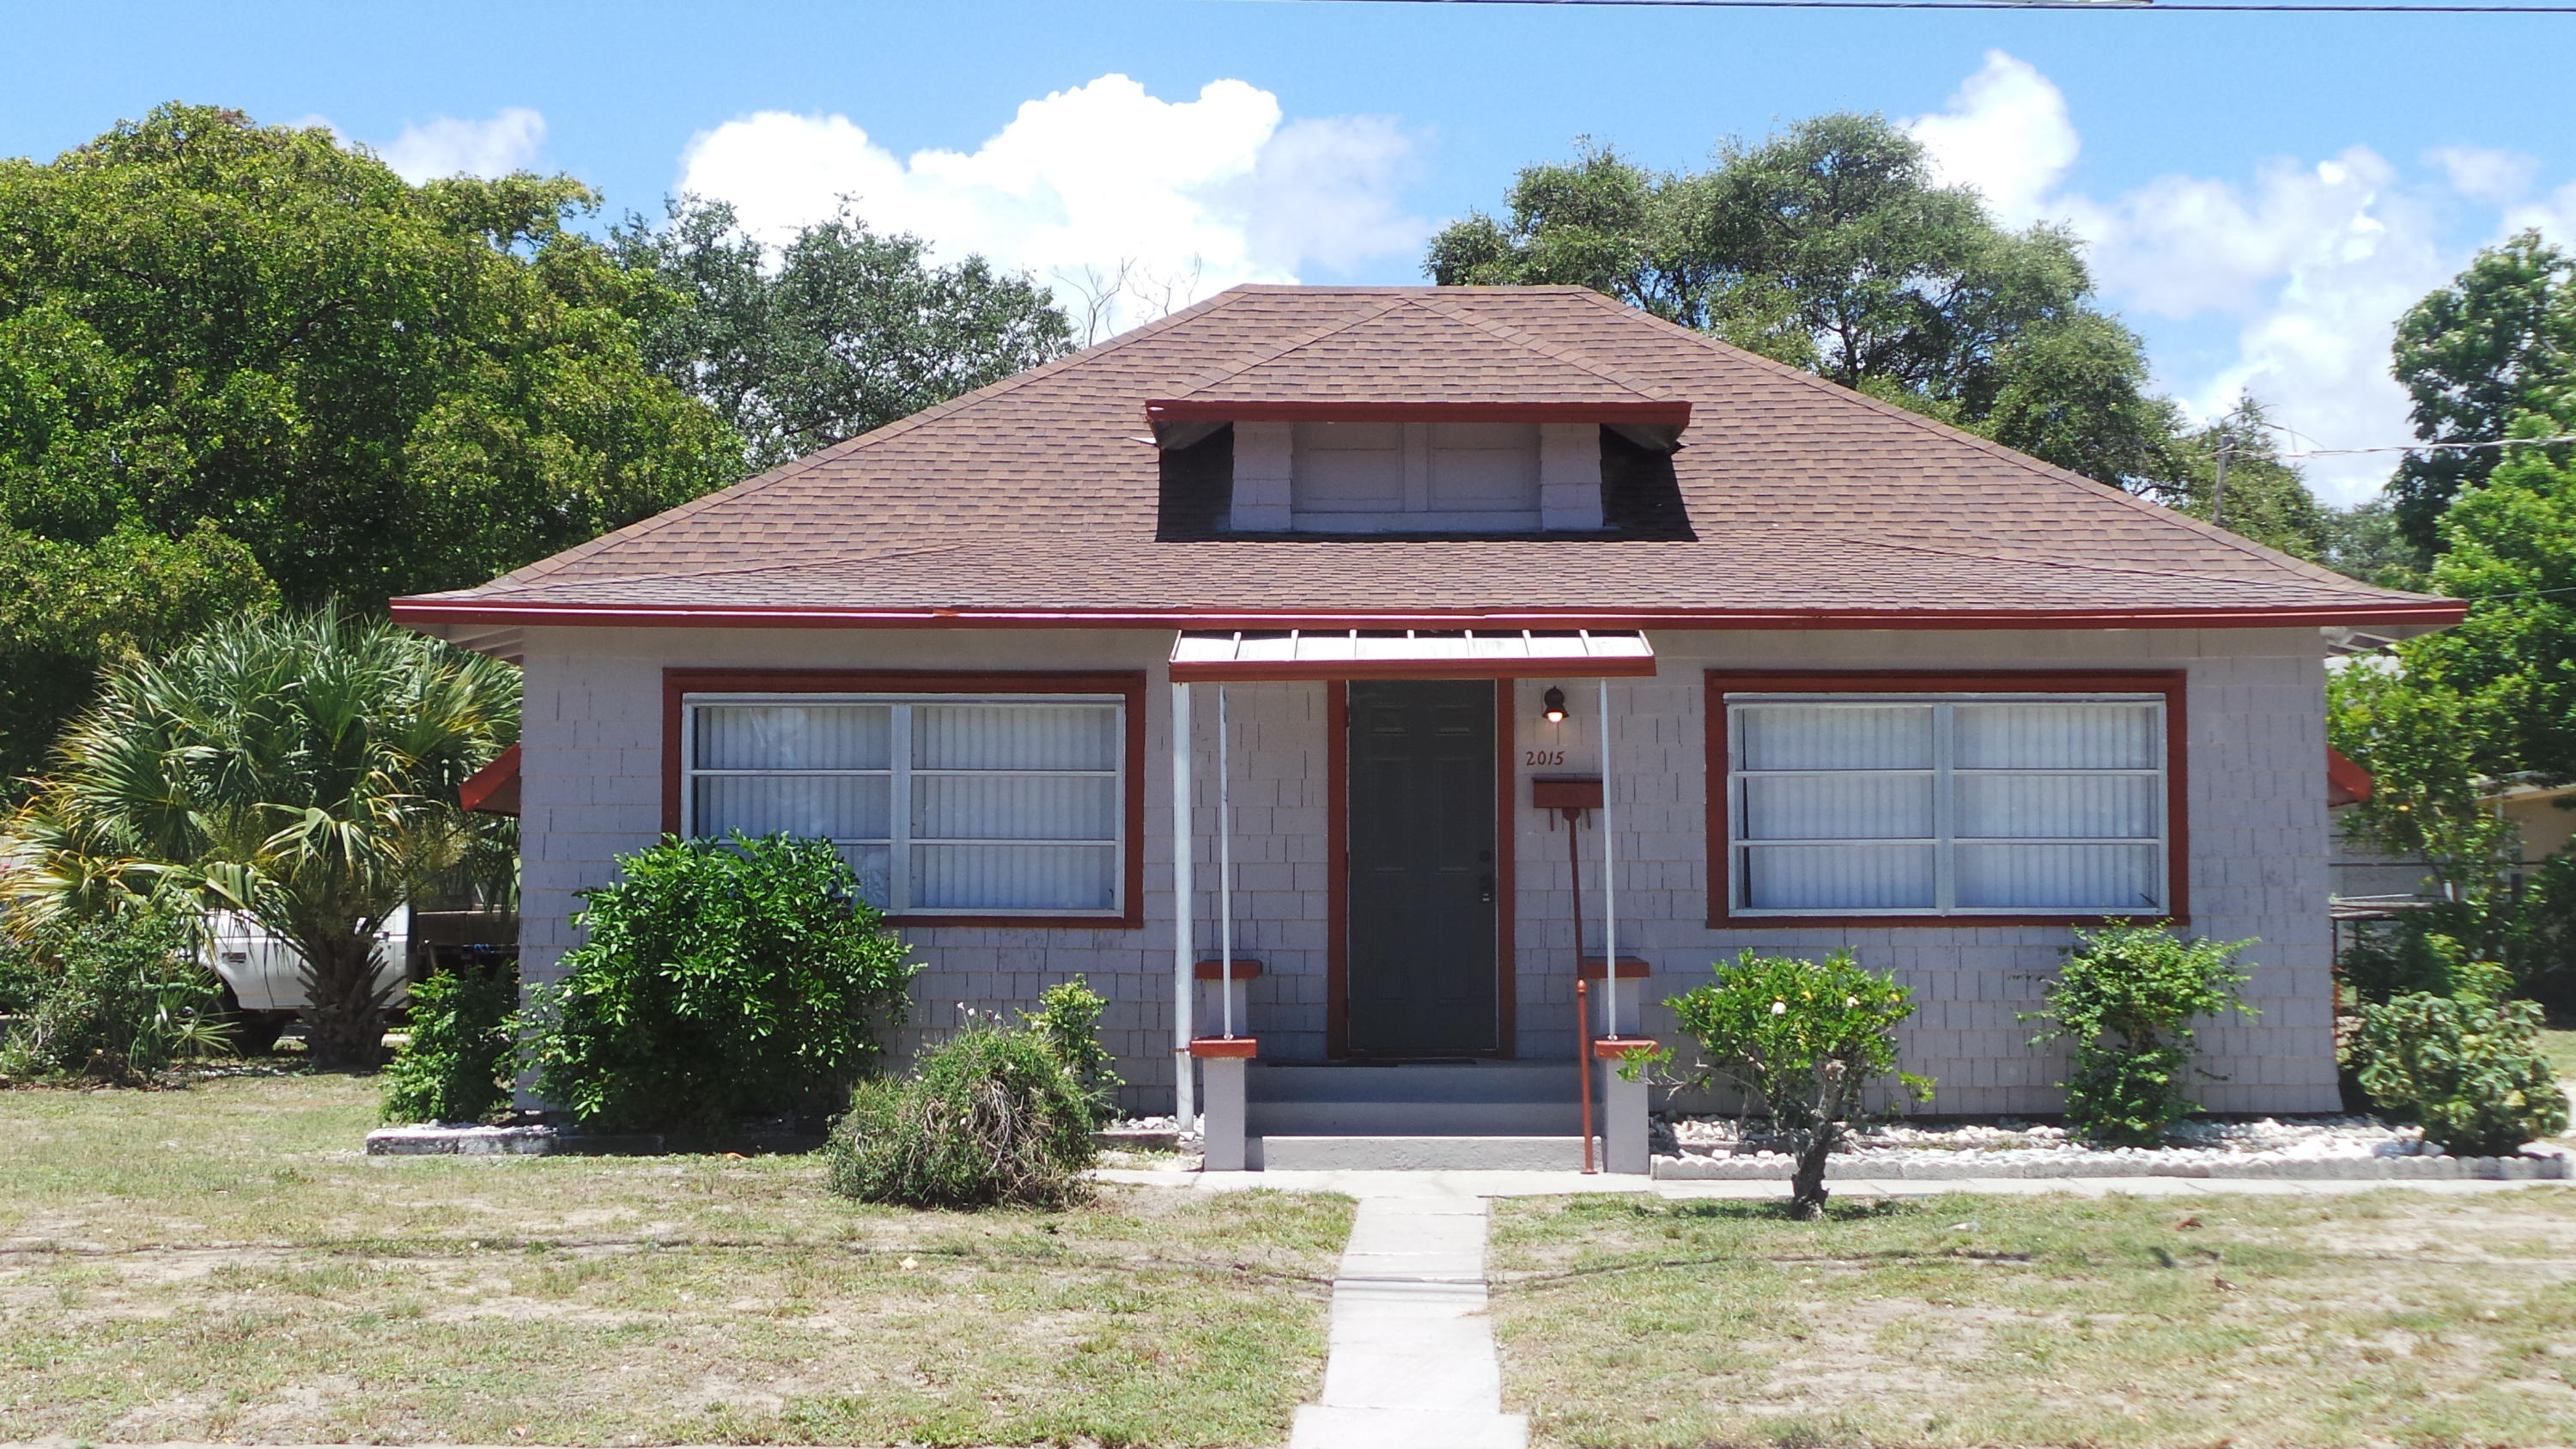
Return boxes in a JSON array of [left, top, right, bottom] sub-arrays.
[[2278, 435, 2576, 459], [1258, 0, 2576, 13]]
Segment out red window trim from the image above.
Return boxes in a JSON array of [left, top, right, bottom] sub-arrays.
[[1324, 679, 1518, 1060], [661, 667, 1148, 929], [1703, 669, 2190, 929]]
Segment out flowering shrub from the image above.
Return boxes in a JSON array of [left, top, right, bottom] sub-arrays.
[[1659, 948, 1931, 1218]]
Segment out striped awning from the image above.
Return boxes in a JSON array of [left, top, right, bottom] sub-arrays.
[[1168, 629, 1655, 682]]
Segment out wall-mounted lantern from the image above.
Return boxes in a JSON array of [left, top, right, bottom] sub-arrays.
[[1542, 685, 1569, 724]]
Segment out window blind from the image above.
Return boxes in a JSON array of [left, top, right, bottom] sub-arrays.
[[1728, 695, 2166, 916], [683, 695, 1124, 916]]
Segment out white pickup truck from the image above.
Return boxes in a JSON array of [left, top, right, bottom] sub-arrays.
[[201, 909, 412, 1052]]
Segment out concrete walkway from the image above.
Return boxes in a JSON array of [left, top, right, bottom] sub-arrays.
[[1287, 1194, 1525, 1449]]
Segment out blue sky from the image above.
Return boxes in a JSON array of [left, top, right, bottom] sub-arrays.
[[9, 0, 2575, 502]]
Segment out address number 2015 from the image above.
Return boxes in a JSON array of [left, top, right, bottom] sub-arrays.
[[1523, 749, 1567, 766]]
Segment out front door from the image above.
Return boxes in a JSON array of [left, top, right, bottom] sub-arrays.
[[1346, 679, 1499, 1056]]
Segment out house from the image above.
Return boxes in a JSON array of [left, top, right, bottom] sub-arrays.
[[392, 285, 2465, 1171]]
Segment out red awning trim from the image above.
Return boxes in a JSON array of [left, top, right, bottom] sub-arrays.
[[2327, 746, 2374, 807], [459, 744, 521, 817]]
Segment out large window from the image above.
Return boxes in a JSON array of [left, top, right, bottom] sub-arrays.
[[1716, 685, 2176, 920], [678, 690, 1131, 919]]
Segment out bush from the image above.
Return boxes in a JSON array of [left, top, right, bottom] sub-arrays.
[[2023, 924, 2254, 1147], [528, 834, 917, 1133], [826, 1020, 1098, 1209], [0, 907, 232, 1083], [380, 968, 520, 1124], [2351, 989, 2568, 1156], [1024, 977, 1121, 1128], [1661, 948, 1932, 1219]]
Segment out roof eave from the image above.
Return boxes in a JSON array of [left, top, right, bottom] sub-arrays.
[[389, 599, 2471, 633]]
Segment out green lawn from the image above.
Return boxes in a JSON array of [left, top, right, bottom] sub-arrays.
[[1491, 1189, 2576, 1449], [0, 1070, 1349, 1446]]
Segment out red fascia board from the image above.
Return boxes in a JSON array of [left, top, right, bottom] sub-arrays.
[[1145, 399, 1693, 426], [392, 599, 2473, 633], [2327, 746, 2375, 805]]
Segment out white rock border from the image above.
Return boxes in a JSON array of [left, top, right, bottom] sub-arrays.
[[1652, 1148, 2573, 1181], [366, 1124, 556, 1156]]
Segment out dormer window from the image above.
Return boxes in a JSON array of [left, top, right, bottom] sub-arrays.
[[1221, 418, 1609, 534], [1288, 422, 1539, 531]]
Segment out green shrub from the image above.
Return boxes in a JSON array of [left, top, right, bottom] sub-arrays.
[[0, 907, 232, 1083], [826, 1021, 1097, 1209], [2339, 922, 2487, 1006], [380, 969, 520, 1124], [1024, 977, 1121, 1128], [528, 833, 917, 1133], [2351, 990, 2568, 1155], [1660, 948, 1932, 1219], [2023, 924, 2255, 1147]]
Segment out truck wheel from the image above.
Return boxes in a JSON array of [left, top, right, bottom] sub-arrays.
[[231, 1014, 289, 1056]]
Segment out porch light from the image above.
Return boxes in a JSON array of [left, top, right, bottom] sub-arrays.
[[1543, 687, 1568, 723]]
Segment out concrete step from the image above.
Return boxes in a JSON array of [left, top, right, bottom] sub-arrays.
[[1247, 1062, 1580, 1104], [1254, 1135, 1602, 1171], [1248, 1099, 1586, 1136]]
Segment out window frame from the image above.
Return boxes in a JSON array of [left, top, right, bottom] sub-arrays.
[[661, 669, 1147, 928], [1703, 671, 2189, 928]]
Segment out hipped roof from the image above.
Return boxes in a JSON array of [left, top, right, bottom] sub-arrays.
[[392, 285, 2462, 640]]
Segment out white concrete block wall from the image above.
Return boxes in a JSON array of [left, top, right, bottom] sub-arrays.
[[512, 624, 2339, 1117]]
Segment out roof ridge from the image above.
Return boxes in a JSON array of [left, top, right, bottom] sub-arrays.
[[1405, 293, 1674, 401], [1160, 297, 1412, 399], [1546, 289, 2399, 595], [459, 289, 1267, 593], [1170, 293, 1662, 403]]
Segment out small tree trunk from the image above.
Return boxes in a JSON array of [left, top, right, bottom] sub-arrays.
[[1789, 1139, 1832, 1220], [299, 935, 391, 1069]]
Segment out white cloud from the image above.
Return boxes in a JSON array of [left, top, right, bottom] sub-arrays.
[[2428, 145, 2538, 205], [1909, 52, 2565, 505], [675, 75, 1430, 336], [1905, 52, 2080, 229], [377, 107, 547, 184]]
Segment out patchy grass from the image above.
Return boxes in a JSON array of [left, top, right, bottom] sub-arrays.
[[1491, 1189, 2576, 1449], [0, 1071, 1348, 1446], [2541, 1025, 2576, 1083]]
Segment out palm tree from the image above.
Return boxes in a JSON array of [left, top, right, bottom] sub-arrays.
[[1, 606, 518, 1067]]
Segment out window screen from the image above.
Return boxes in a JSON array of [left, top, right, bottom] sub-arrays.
[[1726, 695, 2167, 916], [683, 695, 1124, 916]]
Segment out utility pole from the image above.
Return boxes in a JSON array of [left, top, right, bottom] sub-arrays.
[[2210, 421, 2234, 530]]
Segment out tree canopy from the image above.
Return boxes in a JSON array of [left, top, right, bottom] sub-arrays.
[[0, 103, 744, 782], [611, 198, 1074, 472], [1425, 117, 2200, 500], [2389, 231, 2576, 555]]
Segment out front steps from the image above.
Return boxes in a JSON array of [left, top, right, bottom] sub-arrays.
[[1246, 1062, 1600, 1171]]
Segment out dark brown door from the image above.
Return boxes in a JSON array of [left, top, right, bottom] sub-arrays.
[[1346, 680, 1498, 1056]]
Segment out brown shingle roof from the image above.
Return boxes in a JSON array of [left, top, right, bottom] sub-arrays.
[[392, 285, 2461, 632]]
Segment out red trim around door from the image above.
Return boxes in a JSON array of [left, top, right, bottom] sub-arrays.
[[1703, 669, 2191, 929], [661, 667, 1148, 929], [1324, 679, 1517, 1059]]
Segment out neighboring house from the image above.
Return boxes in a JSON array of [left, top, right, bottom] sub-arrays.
[[392, 285, 2464, 1169]]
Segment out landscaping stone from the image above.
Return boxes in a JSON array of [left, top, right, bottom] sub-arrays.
[[1657, 1111, 2573, 1181], [365, 1123, 556, 1156], [1652, 1145, 2573, 1181]]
